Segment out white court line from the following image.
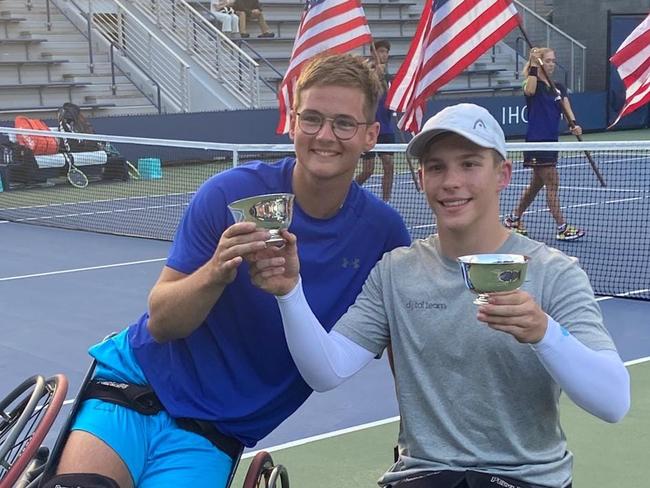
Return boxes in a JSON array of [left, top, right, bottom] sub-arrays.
[[0, 191, 195, 213], [625, 356, 650, 366], [9, 203, 188, 224], [508, 183, 645, 193], [242, 354, 650, 457], [241, 416, 401, 458], [55, 356, 650, 457], [0, 258, 166, 282], [3, 160, 645, 225], [0, 193, 194, 225], [597, 289, 650, 301], [410, 193, 649, 232]]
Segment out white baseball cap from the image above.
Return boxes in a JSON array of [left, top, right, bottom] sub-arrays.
[[406, 103, 507, 160]]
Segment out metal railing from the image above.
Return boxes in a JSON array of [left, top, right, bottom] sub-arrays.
[[108, 42, 163, 113], [86, 0, 191, 112], [237, 40, 282, 95], [39, 0, 167, 112], [507, 0, 586, 92], [52, 0, 190, 111], [128, 0, 261, 108]]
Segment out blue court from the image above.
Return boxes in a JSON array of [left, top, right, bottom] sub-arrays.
[[1, 148, 649, 486]]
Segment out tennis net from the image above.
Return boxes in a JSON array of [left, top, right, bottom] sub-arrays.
[[0, 127, 648, 300]]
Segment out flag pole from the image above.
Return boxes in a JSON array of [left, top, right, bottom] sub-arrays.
[[517, 27, 606, 187], [396, 125, 421, 192], [369, 40, 421, 192]]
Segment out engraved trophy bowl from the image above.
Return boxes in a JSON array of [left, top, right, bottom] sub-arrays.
[[457, 254, 530, 305], [228, 193, 295, 246]]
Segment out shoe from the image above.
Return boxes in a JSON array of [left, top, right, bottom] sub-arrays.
[[258, 31, 275, 38], [503, 213, 528, 236], [556, 224, 585, 241], [240, 32, 250, 38]]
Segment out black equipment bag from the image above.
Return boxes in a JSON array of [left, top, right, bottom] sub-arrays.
[[57, 102, 103, 152], [0, 141, 41, 186]]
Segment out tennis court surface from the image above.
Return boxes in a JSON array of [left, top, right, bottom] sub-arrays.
[[1, 128, 648, 486]]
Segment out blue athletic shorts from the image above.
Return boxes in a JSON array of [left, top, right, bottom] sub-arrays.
[[523, 150, 559, 167], [71, 330, 234, 487]]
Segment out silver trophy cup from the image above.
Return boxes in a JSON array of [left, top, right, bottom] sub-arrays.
[[457, 254, 530, 305], [228, 193, 295, 246]]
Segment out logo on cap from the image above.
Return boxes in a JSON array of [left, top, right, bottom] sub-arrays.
[[473, 119, 487, 131]]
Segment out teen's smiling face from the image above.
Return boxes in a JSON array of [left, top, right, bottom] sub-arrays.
[[541, 50, 556, 76], [289, 84, 378, 183], [419, 132, 511, 234]]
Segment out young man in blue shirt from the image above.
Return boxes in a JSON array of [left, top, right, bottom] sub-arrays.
[[46, 54, 410, 488], [504, 47, 585, 241]]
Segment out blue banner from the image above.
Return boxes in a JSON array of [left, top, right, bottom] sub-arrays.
[[15, 92, 624, 145], [418, 92, 607, 139]]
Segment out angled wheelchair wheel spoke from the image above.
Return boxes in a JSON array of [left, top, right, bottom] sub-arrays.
[[0, 375, 68, 488], [266, 464, 289, 488], [14, 446, 49, 488], [0, 376, 47, 466]]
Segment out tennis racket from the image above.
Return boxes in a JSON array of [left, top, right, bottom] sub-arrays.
[[126, 160, 141, 180], [64, 153, 88, 188]]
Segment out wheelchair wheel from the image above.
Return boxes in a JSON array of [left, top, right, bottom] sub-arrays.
[[265, 464, 289, 488], [242, 451, 289, 488], [0, 374, 68, 488]]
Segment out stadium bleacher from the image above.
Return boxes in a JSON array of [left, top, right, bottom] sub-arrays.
[[0, 0, 577, 117]]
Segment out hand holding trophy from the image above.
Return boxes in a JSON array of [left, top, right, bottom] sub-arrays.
[[228, 193, 295, 247], [457, 254, 530, 305]]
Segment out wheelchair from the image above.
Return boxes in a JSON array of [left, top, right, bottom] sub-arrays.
[[0, 367, 289, 488], [0, 374, 67, 488]]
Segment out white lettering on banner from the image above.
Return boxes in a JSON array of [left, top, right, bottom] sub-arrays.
[[501, 105, 528, 125]]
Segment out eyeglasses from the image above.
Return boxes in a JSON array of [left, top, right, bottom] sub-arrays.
[[295, 110, 372, 140]]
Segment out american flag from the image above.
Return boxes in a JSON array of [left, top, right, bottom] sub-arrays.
[[386, 0, 520, 133], [276, 0, 372, 134], [609, 12, 650, 128]]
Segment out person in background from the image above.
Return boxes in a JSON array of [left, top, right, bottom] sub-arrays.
[[250, 103, 630, 488], [43, 54, 410, 488], [356, 40, 396, 202], [232, 0, 275, 38], [504, 47, 585, 241], [210, 0, 240, 38]]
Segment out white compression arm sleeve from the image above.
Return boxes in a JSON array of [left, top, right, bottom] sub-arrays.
[[531, 317, 630, 422], [276, 278, 375, 392]]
